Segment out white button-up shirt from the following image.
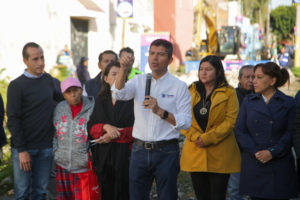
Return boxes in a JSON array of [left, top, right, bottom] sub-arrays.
[[112, 72, 192, 141]]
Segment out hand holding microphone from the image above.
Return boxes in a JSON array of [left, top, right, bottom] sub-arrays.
[[143, 73, 153, 109], [143, 73, 159, 113], [142, 73, 170, 121], [144, 73, 152, 100]]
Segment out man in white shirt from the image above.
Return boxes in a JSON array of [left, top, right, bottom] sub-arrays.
[[113, 39, 192, 200]]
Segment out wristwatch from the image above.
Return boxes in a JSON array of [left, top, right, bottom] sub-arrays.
[[161, 110, 169, 119]]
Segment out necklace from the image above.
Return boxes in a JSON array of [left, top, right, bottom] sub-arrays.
[[199, 95, 209, 115], [199, 107, 207, 115]]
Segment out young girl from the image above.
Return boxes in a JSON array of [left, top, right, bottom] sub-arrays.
[[88, 61, 134, 200], [53, 77, 100, 200]]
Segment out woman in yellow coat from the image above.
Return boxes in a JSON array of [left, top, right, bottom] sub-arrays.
[[180, 55, 241, 200]]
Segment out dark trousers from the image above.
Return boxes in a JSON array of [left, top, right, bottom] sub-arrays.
[[190, 172, 229, 200], [101, 177, 129, 200], [47, 158, 57, 200], [129, 142, 180, 200], [251, 198, 287, 200], [12, 148, 53, 200]]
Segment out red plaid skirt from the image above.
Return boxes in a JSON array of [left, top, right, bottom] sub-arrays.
[[56, 162, 101, 200]]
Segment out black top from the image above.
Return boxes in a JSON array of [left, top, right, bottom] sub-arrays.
[[235, 84, 253, 106], [88, 96, 134, 129], [85, 72, 102, 99], [88, 95, 134, 199], [193, 89, 213, 132], [7, 73, 63, 152]]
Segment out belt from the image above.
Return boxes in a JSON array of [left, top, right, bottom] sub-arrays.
[[134, 138, 178, 150]]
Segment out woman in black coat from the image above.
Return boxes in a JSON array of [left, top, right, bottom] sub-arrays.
[[235, 62, 298, 200], [88, 61, 134, 200]]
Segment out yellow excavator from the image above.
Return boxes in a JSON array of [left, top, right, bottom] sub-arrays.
[[186, 0, 241, 60]]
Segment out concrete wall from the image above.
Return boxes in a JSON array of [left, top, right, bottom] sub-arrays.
[[175, 0, 194, 66], [0, 0, 154, 79], [0, 0, 109, 78], [0, 0, 57, 79]]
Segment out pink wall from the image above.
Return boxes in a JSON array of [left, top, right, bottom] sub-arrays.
[[154, 0, 193, 68]]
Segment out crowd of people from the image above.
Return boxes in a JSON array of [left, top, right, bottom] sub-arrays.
[[0, 39, 300, 200]]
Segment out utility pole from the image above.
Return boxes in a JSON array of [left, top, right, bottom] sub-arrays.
[[121, 18, 126, 48], [265, 0, 270, 48], [295, 3, 300, 68]]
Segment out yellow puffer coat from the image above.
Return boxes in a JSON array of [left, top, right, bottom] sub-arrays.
[[180, 83, 241, 173]]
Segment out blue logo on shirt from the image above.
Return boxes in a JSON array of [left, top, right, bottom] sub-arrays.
[[161, 94, 174, 98]]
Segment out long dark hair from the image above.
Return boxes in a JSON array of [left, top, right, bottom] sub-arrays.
[[195, 55, 228, 94], [77, 56, 88, 67], [254, 62, 289, 88], [98, 61, 121, 99]]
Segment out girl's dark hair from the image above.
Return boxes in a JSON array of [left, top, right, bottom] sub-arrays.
[[254, 62, 289, 88], [98, 61, 121, 98], [198, 55, 228, 88]]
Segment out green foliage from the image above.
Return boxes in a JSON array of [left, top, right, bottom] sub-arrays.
[[0, 68, 13, 196], [0, 68, 10, 106], [292, 67, 300, 77], [270, 6, 296, 42], [177, 65, 186, 74], [0, 154, 13, 196], [242, 0, 269, 24], [49, 65, 71, 82]]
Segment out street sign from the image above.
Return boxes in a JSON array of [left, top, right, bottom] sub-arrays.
[[117, 0, 133, 18]]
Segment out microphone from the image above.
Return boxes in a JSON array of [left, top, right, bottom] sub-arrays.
[[145, 73, 152, 99]]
